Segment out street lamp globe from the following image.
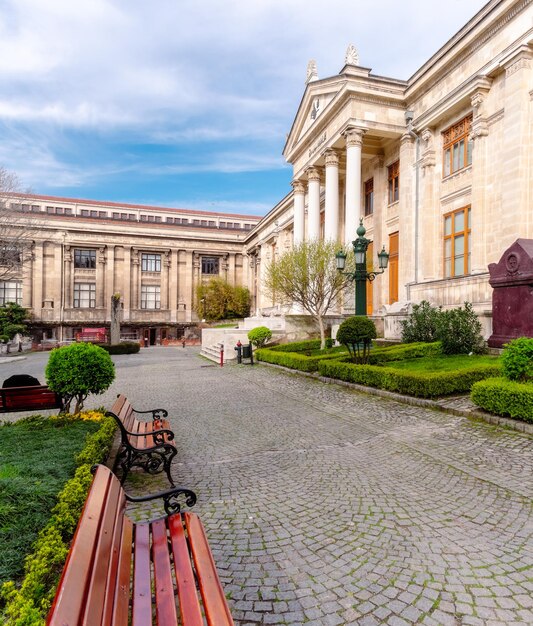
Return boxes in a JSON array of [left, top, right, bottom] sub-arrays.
[[377, 246, 390, 270]]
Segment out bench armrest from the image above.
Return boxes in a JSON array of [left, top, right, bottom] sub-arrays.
[[106, 411, 175, 444], [125, 486, 197, 515], [133, 408, 168, 420]]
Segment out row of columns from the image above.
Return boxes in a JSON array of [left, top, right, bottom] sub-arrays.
[[292, 126, 365, 245]]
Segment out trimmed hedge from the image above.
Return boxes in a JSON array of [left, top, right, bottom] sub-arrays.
[[255, 347, 342, 372], [471, 377, 533, 423], [368, 342, 441, 365], [269, 339, 323, 353], [318, 360, 501, 398], [1, 414, 116, 625], [97, 342, 140, 355]]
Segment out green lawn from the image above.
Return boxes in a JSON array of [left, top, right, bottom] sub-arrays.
[[385, 354, 500, 372], [0, 416, 100, 584]]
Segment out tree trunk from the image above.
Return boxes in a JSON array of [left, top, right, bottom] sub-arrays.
[[110, 294, 121, 345], [317, 315, 326, 350]]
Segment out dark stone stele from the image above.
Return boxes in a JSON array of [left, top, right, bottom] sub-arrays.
[[488, 238, 533, 348]]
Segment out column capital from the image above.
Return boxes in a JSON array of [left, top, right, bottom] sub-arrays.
[[291, 179, 306, 194], [343, 126, 365, 148], [323, 148, 340, 168], [306, 166, 321, 183]]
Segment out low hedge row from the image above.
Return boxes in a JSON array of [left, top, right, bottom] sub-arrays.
[[269, 339, 324, 353], [255, 348, 339, 372], [318, 360, 501, 398], [368, 342, 441, 364], [1, 414, 117, 625], [471, 377, 533, 423], [96, 342, 140, 354]]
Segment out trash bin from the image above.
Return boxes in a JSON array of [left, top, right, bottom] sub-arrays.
[[242, 344, 251, 359]]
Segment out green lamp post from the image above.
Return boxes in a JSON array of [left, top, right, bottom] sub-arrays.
[[336, 219, 390, 316]]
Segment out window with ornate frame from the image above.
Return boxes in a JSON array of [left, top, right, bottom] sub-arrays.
[[201, 256, 219, 275], [388, 161, 399, 204], [74, 249, 96, 269], [444, 207, 471, 278], [442, 115, 473, 177], [364, 178, 374, 216], [141, 285, 161, 309], [0, 281, 22, 305], [73, 283, 96, 308], [141, 253, 161, 272]]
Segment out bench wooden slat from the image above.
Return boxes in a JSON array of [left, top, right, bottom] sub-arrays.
[[185, 512, 234, 626], [84, 477, 125, 625], [169, 514, 204, 626], [111, 516, 133, 626], [47, 469, 113, 625], [132, 523, 153, 626], [152, 519, 179, 625]]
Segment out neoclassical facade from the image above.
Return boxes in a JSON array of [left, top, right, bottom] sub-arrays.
[[246, 0, 533, 337], [1, 0, 532, 342]]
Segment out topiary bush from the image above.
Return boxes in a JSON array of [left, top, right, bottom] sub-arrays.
[[248, 326, 273, 349], [401, 300, 441, 343], [437, 302, 485, 355], [336, 316, 377, 363], [97, 342, 141, 355], [46, 343, 115, 413], [501, 337, 533, 382]]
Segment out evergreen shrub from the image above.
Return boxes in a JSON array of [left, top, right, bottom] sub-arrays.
[[501, 337, 533, 382], [336, 316, 377, 363], [471, 377, 533, 423], [97, 342, 140, 355], [247, 326, 273, 348]]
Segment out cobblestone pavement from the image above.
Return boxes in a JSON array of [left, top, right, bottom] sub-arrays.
[[2, 349, 533, 625]]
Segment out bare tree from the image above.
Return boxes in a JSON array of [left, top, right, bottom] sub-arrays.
[[264, 239, 354, 349], [0, 167, 38, 281]]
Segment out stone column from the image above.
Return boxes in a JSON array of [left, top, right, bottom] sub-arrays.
[[122, 247, 131, 321], [96, 247, 106, 308], [344, 126, 365, 245], [131, 249, 140, 310], [170, 250, 178, 322], [22, 242, 34, 309], [161, 251, 170, 309], [324, 149, 340, 241], [306, 167, 321, 240], [63, 245, 72, 308], [292, 179, 306, 244], [105, 245, 115, 319], [469, 89, 490, 274], [32, 242, 44, 319]]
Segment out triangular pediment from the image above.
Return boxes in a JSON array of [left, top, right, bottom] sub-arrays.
[[283, 76, 347, 158]]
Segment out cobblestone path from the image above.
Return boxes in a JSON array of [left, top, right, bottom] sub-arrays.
[[117, 349, 533, 626], [3, 349, 531, 625]]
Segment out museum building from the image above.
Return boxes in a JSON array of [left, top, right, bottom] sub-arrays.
[[1, 0, 532, 342]]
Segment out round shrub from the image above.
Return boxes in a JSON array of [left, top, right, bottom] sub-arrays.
[[248, 326, 272, 348], [97, 342, 141, 355], [336, 316, 377, 363], [501, 337, 533, 382], [46, 342, 115, 413]]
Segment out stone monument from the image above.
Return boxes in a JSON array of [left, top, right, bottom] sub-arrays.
[[488, 239, 533, 348]]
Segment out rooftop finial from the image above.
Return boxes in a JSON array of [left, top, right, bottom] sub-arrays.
[[306, 59, 318, 84], [345, 44, 359, 66]]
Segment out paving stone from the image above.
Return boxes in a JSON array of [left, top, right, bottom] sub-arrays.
[[16, 347, 528, 626]]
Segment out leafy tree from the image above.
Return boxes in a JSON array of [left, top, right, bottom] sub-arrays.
[[248, 326, 272, 348], [336, 316, 377, 363], [0, 302, 28, 344], [264, 239, 353, 349], [46, 343, 115, 413], [195, 278, 250, 321]]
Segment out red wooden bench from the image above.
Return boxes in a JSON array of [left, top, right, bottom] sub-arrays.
[[0, 385, 62, 413], [106, 394, 177, 485], [47, 464, 234, 626]]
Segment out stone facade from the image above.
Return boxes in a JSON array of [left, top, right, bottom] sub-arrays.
[[1, 0, 532, 341]]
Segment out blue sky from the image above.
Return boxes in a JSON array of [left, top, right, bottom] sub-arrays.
[[0, 0, 488, 216]]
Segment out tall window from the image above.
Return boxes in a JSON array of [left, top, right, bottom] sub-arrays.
[[443, 115, 473, 177], [0, 281, 22, 305], [141, 253, 161, 272], [364, 178, 374, 216], [201, 257, 219, 275], [388, 161, 399, 204], [389, 232, 399, 304], [141, 285, 161, 309], [444, 207, 471, 277], [73, 283, 96, 308], [74, 249, 96, 269]]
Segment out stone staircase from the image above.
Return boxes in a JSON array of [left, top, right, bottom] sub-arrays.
[[200, 341, 225, 363]]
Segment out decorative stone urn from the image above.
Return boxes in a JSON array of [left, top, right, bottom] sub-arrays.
[[488, 239, 533, 348]]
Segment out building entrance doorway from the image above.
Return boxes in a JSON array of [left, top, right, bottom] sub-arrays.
[[143, 328, 158, 346]]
